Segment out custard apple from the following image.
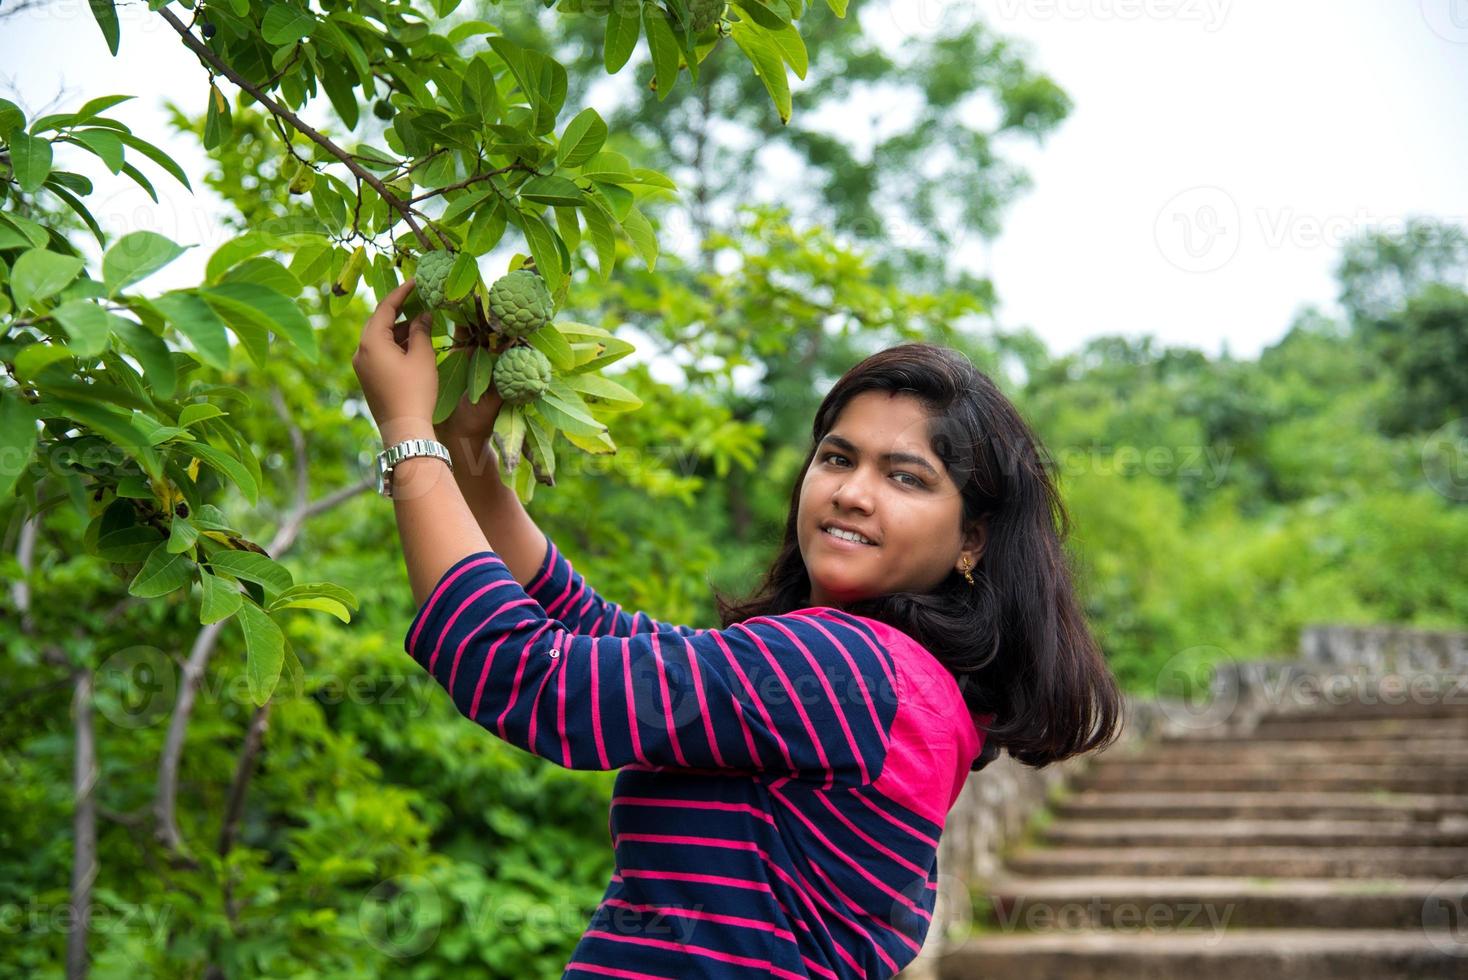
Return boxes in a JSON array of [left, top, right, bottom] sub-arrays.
[[416, 250, 455, 309], [486, 269, 553, 340], [687, 0, 725, 31], [493, 346, 553, 405]]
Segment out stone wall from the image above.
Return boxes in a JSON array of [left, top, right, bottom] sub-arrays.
[[897, 621, 1468, 978]]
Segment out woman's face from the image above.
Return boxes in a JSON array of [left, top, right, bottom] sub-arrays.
[[796, 390, 986, 609]]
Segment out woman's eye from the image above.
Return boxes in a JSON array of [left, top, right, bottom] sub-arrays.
[[823, 453, 921, 487]]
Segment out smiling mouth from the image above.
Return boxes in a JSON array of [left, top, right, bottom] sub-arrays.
[[821, 527, 876, 546]]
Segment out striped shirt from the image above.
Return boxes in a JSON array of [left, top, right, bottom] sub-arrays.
[[405, 538, 990, 978]]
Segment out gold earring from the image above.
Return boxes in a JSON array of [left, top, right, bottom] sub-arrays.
[[960, 557, 975, 586]]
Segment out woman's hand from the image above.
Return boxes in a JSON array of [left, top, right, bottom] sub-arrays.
[[351, 279, 437, 443], [434, 315, 505, 446]]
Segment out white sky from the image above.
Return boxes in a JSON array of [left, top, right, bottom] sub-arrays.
[[5, 0, 1467, 365]]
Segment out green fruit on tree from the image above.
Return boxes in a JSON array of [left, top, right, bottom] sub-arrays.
[[373, 99, 395, 120], [687, 0, 725, 32], [486, 268, 553, 340], [493, 346, 553, 405], [416, 249, 456, 309], [287, 161, 316, 195]]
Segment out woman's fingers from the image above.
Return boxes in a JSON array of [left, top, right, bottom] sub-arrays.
[[359, 278, 416, 350]]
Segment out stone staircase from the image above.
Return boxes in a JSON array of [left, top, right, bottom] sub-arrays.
[[940, 694, 1468, 979]]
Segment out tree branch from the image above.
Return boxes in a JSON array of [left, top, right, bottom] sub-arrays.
[[156, 7, 441, 251], [67, 668, 97, 980]]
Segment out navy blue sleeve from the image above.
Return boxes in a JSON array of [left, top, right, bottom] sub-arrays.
[[405, 549, 900, 787], [523, 534, 703, 638]]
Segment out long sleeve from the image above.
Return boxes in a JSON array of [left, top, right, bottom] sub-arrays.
[[405, 549, 900, 788], [523, 534, 702, 638]]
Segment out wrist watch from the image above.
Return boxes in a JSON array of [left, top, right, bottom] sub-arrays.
[[376, 438, 453, 498]]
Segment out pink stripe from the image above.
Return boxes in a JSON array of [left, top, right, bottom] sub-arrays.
[[611, 796, 777, 826], [809, 609, 899, 694], [555, 633, 571, 766], [619, 869, 772, 892], [802, 854, 920, 957], [564, 963, 672, 980], [711, 631, 790, 771], [813, 789, 928, 877], [426, 573, 519, 672], [489, 620, 554, 740], [602, 898, 797, 944], [796, 614, 890, 754], [527, 649, 559, 758], [650, 634, 689, 766], [526, 540, 558, 595], [769, 618, 867, 784], [590, 640, 609, 768], [447, 587, 533, 679], [409, 555, 498, 656], [678, 633, 727, 768], [768, 783, 931, 921], [580, 930, 809, 980], [621, 637, 648, 764], [759, 863, 868, 974], [850, 787, 940, 849], [614, 832, 759, 854], [737, 622, 831, 777]]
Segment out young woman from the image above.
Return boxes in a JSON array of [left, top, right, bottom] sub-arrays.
[[353, 279, 1123, 978]]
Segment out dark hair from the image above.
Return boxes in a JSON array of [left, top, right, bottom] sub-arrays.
[[714, 342, 1123, 770]]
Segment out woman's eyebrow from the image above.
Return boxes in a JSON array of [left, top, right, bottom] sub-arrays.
[[819, 433, 940, 479]]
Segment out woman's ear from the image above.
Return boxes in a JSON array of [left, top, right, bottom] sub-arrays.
[[963, 517, 988, 565]]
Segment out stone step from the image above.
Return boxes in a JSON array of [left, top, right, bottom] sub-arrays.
[[1073, 765, 1468, 794], [1254, 696, 1468, 723], [1095, 740, 1468, 766], [977, 875, 1468, 931], [1254, 711, 1468, 735], [1040, 818, 1468, 848], [940, 928, 1468, 979], [1158, 719, 1468, 743], [1054, 790, 1468, 822], [1005, 845, 1468, 878]]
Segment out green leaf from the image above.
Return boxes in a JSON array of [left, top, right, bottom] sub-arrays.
[[207, 549, 293, 598], [240, 601, 286, 706], [261, 4, 317, 44], [445, 251, 479, 302], [732, 0, 791, 29], [730, 20, 791, 124], [73, 94, 134, 125], [9, 132, 54, 193], [525, 321, 575, 373], [519, 175, 585, 207], [270, 596, 352, 623], [70, 128, 125, 173], [10, 249, 86, 312], [643, 4, 681, 100], [203, 84, 231, 151], [189, 440, 260, 506], [824, 0, 847, 14], [493, 403, 526, 469], [50, 300, 115, 357], [619, 205, 658, 271], [109, 318, 177, 399], [115, 131, 191, 190], [128, 542, 193, 598], [14, 343, 75, 380], [152, 291, 231, 371], [604, 3, 641, 73], [268, 582, 358, 611], [0, 211, 49, 248], [768, 21, 808, 78], [0, 391, 40, 501], [199, 569, 244, 625], [119, 161, 159, 203], [201, 282, 317, 361], [103, 231, 187, 296], [44, 181, 106, 248], [206, 232, 284, 284], [519, 210, 565, 295], [0, 98, 24, 139], [167, 514, 200, 554], [562, 371, 644, 412], [582, 203, 618, 283], [556, 108, 607, 169], [468, 346, 495, 402], [88, 0, 121, 54], [579, 150, 633, 182], [433, 348, 471, 425]]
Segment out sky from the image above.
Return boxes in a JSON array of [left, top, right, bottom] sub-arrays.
[[5, 0, 1468, 365]]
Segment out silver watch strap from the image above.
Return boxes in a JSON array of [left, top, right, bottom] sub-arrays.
[[377, 438, 452, 497]]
